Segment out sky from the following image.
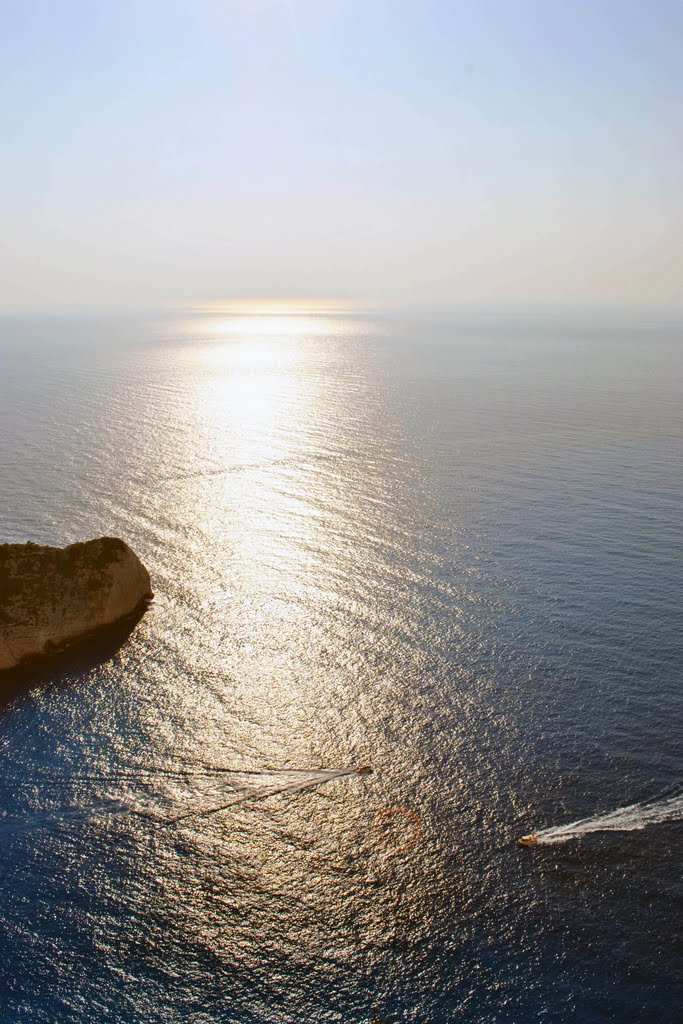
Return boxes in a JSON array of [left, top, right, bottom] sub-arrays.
[[1, 0, 682, 313]]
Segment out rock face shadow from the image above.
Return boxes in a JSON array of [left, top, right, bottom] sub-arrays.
[[0, 606, 148, 713]]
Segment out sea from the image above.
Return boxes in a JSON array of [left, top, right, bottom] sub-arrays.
[[0, 309, 681, 1023]]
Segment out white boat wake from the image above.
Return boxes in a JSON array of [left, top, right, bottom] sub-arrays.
[[522, 791, 683, 845], [156, 767, 363, 825], [0, 766, 369, 835]]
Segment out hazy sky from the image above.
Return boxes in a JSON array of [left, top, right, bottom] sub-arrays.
[[1, 0, 682, 312]]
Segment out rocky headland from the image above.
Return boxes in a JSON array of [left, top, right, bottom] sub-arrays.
[[0, 537, 152, 674]]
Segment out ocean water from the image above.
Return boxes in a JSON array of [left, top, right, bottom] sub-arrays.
[[0, 309, 681, 1023]]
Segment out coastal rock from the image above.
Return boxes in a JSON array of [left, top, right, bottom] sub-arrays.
[[0, 537, 152, 673]]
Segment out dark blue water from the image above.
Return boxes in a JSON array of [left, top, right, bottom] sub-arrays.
[[1, 310, 681, 1022]]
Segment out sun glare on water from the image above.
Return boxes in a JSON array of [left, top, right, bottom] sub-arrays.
[[160, 304, 366, 731], [143, 302, 386, 800]]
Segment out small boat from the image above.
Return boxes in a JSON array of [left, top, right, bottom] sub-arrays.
[[519, 834, 538, 845]]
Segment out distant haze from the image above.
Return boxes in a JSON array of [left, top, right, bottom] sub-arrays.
[[1, 0, 682, 313]]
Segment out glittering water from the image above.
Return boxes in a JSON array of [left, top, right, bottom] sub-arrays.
[[0, 310, 681, 1023]]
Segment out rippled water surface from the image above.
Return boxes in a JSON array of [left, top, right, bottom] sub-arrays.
[[1, 310, 681, 1022]]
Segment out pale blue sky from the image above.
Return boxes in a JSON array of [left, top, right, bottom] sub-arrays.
[[1, 0, 682, 311]]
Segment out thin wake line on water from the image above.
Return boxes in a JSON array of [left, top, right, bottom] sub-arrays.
[[0, 768, 362, 837], [158, 768, 358, 825], [154, 456, 300, 483], [529, 791, 683, 845]]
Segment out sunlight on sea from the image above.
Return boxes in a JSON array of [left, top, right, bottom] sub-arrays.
[[0, 308, 681, 1022]]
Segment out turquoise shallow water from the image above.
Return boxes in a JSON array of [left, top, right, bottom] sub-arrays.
[[0, 310, 681, 1022]]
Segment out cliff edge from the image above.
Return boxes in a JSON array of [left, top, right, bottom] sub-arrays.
[[0, 537, 152, 673]]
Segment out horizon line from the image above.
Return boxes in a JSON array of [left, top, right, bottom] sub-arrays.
[[1, 300, 683, 320]]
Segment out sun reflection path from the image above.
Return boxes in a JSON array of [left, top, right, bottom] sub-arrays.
[[138, 304, 424, 833], [136, 306, 395, 778]]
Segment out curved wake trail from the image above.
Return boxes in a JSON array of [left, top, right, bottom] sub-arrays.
[[531, 792, 683, 845], [0, 768, 363, 836]]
